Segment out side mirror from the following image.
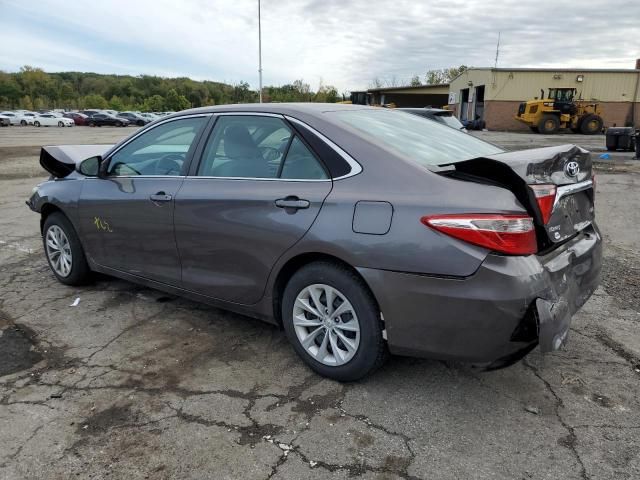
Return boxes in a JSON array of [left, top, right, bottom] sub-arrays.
[[77, 155, 102, 177]]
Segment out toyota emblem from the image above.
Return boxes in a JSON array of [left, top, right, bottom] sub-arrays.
[[565, 161, 580, 177]]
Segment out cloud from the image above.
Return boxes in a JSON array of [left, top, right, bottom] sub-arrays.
[[1, 0, 638, 92]]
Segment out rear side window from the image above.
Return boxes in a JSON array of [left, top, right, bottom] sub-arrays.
[[280, 137, 327, 180], [197, 115, 329, 180], [332, 109, 502, 167]]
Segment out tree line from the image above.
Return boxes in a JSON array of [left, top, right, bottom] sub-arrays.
[[370, 65, 468, 89], [0, 66, 340, 111]]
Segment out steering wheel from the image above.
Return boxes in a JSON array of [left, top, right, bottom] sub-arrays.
[[258, 146, 282, 162], [155, 154, 183, 175], [110, 162, 141, 176]]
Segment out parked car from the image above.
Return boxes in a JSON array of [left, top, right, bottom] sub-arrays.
[[80, 110, 104, 117], [63, 112, 90, 126], [87, 113, 130, 127], [0, 114, 10, 127], [0, 111, 35, 126], [28, 104, 601, 381], [117, 111, 150, 126], [33, 114, 75, 127], [140, 112, 160, 122], [399, 107, 467, 131]]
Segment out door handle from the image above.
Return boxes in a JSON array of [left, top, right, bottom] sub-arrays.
[[150, 192, 173, 202], [275, 196, 310, 210]]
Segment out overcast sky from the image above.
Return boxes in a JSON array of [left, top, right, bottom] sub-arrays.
[[1, 0, 638, 92]]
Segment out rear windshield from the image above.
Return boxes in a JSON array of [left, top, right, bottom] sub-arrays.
[[331, 109, 502, 166], [435, 114, 465, 130]]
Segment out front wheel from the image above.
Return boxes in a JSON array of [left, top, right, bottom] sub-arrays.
[[538, 114, 559, 134], [20, 120, 26, 126], [115, 121, 122, 127], [43, 212, 91, 286], [282, 262, 387, 381], [58, 121, 64, 127], [580, 114, 603, 135]]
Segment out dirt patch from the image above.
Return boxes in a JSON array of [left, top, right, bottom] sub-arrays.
[[600, 255, 640, 312], [0, 324, 44, 377], [77, 404, 138, 435]]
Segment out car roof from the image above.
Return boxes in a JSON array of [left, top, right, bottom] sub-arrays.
[[397, 107, 449, 114]]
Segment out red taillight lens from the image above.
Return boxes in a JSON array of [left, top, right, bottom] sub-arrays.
[[530, 184, 556, 224], [421, 214, 537, 255]]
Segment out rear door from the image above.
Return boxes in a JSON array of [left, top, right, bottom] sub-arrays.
[[174, 113, 332, 304], [78, 115, 209, 285]]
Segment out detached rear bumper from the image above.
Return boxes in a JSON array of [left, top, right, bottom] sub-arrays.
[[358, 225, 602, 364]]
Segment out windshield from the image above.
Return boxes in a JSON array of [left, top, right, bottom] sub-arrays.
[[332, 109, 502, 166]]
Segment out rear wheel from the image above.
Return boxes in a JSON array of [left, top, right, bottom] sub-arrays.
[[42, 212, 91, 286], [538, 114, 559, 134], [34, 121, 41, 127], [88, 121, 96, 127], [282, 262, 387, 381], [580, 114, 603, 135]]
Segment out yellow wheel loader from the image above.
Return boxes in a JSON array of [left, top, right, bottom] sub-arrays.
[[515, 88, 603, 134]]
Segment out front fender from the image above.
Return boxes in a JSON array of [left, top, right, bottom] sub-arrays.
[[27, 178, 84, 232]]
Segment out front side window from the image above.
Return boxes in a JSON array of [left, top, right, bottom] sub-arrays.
[[332, 109, 502, 167], [197, 115, 328, 180], [108, 117, 205, 176]]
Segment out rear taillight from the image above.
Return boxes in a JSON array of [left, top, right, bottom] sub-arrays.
[[421, 214, 537, 255], [530, 184, 557, 224]]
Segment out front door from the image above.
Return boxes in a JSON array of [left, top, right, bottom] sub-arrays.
[[174, 114, 332, 304], [78, 115, 208, 285]]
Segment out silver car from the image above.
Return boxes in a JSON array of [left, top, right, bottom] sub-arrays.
[[28, 104, 601, 381]]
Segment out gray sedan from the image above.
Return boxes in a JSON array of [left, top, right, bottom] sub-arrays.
[[28, 104, 601, 381]]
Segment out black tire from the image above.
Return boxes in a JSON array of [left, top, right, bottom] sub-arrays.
[[34, 121, 41, 127], [538, 114, 560, 134], [115, 121, 122, 127], [58, 121, 64, 127], [20, 120, 26, 126], [42, 212, 91, 286], [88, 121, 96, 127], [529, 126, 539, 133], [580, 114, 603, 135], [282, 261, 387, 381], [137, 120, 145, 126]]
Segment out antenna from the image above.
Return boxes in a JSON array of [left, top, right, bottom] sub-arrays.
[[494, 32, 501, 69]]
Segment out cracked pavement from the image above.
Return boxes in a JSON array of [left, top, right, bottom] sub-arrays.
[[1, 128, 640, 479]]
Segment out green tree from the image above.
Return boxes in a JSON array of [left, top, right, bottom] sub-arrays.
[[143, 94, 165, 111], [19, 95, 34, 110], [165, 88, 190, 111], [108, 95, 125, 111], [83, 93, 109, 109], [410, 75, 422, 86]]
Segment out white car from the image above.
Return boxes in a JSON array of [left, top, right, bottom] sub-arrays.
[[33, 113, 74, 127], [0, 111, 35, 126], [0, 114, 10, 127]]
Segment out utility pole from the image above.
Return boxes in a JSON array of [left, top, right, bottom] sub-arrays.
[[258, 0, 263, 103], [494, 31, 501, 69]]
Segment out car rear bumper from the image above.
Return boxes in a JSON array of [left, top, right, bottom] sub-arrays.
[[357, 224, 602, 364]]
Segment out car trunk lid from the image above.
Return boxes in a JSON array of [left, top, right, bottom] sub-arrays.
[[440, 144, 594, 248]]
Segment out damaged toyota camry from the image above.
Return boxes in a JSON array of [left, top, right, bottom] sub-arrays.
[[27, 104, 601, 381]]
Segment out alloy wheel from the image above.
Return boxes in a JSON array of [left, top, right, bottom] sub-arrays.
[[45, 225, 73, 277], [293, 283, 360, 366]]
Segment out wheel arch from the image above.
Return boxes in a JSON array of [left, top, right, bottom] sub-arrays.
[[271, 252, 380, 328], [40, 203, 66, 233]]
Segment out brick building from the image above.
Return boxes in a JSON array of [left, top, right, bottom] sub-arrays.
[[447, 65, 640, 130]]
